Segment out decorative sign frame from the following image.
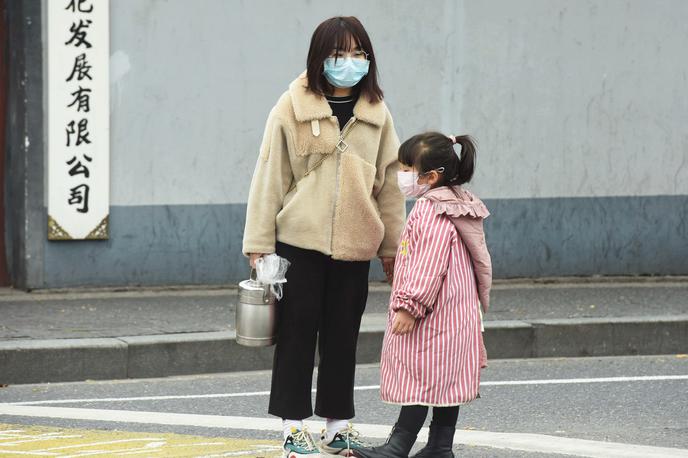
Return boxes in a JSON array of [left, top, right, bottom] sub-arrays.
[[48, 0, 109, 240]]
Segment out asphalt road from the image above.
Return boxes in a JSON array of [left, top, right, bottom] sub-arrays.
[[1, 355, 687, 457]]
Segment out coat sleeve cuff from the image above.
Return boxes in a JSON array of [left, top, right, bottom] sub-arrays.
[[242, 243, 276, 258], [391, 297, 426, 319]]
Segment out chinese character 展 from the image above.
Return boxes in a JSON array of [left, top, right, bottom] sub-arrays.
[[66, 53, 93, 82]]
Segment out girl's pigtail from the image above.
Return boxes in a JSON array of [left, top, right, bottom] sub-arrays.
[[451, 135, 476, 185]]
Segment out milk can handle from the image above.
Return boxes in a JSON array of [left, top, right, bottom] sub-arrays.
[[250, 268, 257, 281]]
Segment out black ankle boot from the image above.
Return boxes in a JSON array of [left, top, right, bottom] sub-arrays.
[[353, 424, 417, 458], [410, 425, 455, 457]]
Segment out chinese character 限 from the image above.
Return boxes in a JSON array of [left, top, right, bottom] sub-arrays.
[[66, 54, 92, 82], [66, 119, 92, 147], [65, 0, 93, 13], [68, 184, 90, 213], [66, 154, 93, 178], [65, 19, 93, 48], [67, 86, 92, 112]]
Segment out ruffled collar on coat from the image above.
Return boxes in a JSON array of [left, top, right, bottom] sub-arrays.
[[422, 186, 490, 219], [288, 71, 386, 127]]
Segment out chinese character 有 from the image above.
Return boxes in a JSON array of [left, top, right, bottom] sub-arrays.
[[67, 86, 92, 112]]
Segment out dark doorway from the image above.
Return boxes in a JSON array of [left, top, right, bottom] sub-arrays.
[[0, 0, 10, 285]]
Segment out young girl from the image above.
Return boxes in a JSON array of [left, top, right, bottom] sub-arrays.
[[354, 132, 492, 458]]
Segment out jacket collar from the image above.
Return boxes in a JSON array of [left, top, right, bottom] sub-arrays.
[[288, 71, 386, 127]]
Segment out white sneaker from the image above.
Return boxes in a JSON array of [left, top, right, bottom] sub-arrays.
[[283, 426, 321, 457], [319, 422, 367, 457]]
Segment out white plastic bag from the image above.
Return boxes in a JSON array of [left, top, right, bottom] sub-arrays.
[[255, 254, 290, 300]]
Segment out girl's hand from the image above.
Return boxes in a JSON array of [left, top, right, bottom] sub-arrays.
[[248, 253, 266, 268], [391, 309, 416, 335], [380, 257, 395, 284]]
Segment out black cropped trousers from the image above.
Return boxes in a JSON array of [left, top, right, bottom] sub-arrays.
[[268, 242, 371, 420]]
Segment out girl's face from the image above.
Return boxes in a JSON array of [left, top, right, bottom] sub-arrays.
[[400, 162, 442, 187]]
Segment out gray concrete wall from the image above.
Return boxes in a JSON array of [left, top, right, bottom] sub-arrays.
[[461, 0, 688, 200], [9, 0, 686, 287]]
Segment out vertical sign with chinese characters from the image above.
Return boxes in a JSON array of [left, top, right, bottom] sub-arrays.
[[48, 0, 109, 240]]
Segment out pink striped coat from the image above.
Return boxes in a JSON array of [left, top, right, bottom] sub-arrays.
[[379, 196, 484, 406]]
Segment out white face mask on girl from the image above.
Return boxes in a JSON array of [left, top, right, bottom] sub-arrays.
[[397, 171, 430, 198]]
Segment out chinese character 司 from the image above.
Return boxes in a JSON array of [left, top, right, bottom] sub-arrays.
[[65, 19, 93, 48], [68, 184, 90, 213], [65, 0, 93, 13], [66, 54, 92, 82], [68, 86, 91, 112], [66, 119, 91, 147], [66, 154, 92, 178]]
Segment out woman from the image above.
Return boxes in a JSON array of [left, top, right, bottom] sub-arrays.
[[243, 16, 405, 458]]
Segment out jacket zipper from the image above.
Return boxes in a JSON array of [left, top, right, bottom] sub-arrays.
[[330, 116, 357, 253]]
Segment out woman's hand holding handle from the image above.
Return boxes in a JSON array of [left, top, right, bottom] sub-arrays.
[[248, 253, 266, 269]]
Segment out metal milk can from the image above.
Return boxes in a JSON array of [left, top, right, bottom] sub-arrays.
[[236, 270, 277, 347]]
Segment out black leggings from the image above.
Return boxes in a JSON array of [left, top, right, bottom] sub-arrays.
[[397, 405, 460, 434]]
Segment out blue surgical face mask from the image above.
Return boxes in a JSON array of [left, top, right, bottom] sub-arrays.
[[323, 57, 370, 88]]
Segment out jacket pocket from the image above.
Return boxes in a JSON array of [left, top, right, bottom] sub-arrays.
[[332, 153, 385, 260]]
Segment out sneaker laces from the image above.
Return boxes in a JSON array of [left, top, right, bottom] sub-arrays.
[[291, 427, 318, 451], [339, 422, 367, 449]]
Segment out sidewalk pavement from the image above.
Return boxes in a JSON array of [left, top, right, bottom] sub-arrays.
[[1, 278, 687, 384]]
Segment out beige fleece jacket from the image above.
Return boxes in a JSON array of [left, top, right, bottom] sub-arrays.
[[242, 72, 406, 261]]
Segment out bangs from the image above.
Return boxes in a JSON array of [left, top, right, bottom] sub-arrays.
[[333, 26, 362, 55], [398, 136, 423, 167]]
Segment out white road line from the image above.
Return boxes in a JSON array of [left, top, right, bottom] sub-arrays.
[[0, 433, 83, 445], [8, 375, 687, 406], [0, 450, 59, 456], [482, 374, 688, 385], [0, 405, 686, 458], [35, 438, 166, 452]]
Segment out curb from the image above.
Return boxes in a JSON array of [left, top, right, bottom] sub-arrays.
[[1, 315, 687, 385]]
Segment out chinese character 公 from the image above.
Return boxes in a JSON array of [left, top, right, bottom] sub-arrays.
[[66, 154, 93, 178]]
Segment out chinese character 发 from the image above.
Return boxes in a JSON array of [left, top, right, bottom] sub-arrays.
[[66, 119, 91, 147], [66, 54, 92, 82], [67, 86, 92, 112], [68, 184, 90, 213], [65, 0, 93, 13], [65, 19, 93, 48], [66, 154, 93, 178]]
